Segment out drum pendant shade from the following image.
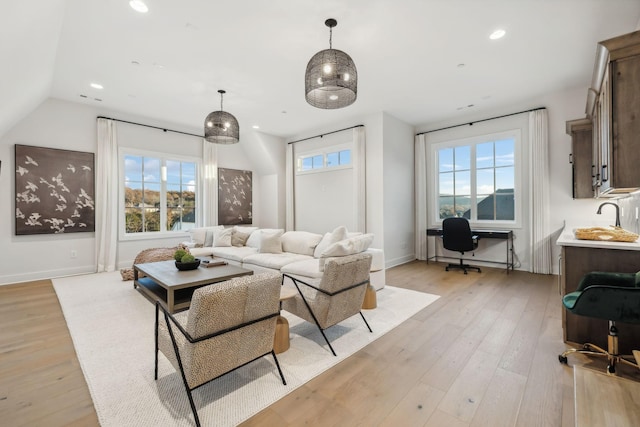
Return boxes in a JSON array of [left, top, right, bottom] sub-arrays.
[[204, 90, 239, 144], [305, 19, 357, 109]]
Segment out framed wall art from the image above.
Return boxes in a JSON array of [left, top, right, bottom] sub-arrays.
[[217, 168, 252, 225], [14, 144, 95, 235]]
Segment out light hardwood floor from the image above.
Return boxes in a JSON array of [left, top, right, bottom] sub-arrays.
[[1, 262, 638, 426]]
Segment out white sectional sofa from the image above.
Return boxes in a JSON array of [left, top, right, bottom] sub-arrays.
[[183, 225, 386, 290]]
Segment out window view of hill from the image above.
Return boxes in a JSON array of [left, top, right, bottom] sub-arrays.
[[124, 187, 195, 232]]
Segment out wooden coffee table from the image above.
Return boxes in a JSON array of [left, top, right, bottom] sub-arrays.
[[134, 260, 252, 313]]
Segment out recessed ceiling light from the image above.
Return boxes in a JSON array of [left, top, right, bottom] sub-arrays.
[[252, 125, 260, 129], [489, 29, 506, 40], [90, 83, 103, 89], [457, 63, 465, 68], [129, 1, 148, 13]]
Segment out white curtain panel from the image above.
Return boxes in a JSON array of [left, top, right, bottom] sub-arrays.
[[285, 143, 294, 231], [353, 127, 366, 232], [415, 134, 429, 260], [95, 118, 119, 272], [529, 109, 552, 274], [202, 140, 218, 226]]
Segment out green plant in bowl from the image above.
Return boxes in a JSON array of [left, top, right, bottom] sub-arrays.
[[174, 249, 188, 262], [181, 254, 196, 263]]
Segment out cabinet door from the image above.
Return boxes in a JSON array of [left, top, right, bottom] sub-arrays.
[[571, 127, 594, 198], [595, 66, 611, 195], [612, 55, 640, 188]]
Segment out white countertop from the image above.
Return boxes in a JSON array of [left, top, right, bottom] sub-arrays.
[[556, 225, 640, 251]]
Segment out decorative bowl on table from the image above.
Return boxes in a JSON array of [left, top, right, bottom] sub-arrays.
[[175, 259, 201, 271]]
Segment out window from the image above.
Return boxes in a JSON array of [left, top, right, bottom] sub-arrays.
[[435, 132, 518, 224], [123, 152, 198, 235], [296, 147, 351, 173]]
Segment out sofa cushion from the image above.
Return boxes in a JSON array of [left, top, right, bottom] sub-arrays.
[[233, 225, 259, 235], [259, 229, 284, 253], [242, 252, 312, 270], [280, 258, 324, 279], [211, 246, 258, 262], [213, 227, 233, 247], [313, 226, 348, 258], [231, 230, 251, 247], [321, 233, 374, 257], [246, 228, 283, 249], [189, 226, 224, 247], [281, 231, 323, 256]]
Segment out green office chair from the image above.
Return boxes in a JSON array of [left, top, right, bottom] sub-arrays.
[[558, 271, 640, 374]]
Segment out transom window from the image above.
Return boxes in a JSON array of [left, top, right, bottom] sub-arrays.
[[297, 147, 351, 172], [122, 152, 198, 234], [435, 132, 518, 224]]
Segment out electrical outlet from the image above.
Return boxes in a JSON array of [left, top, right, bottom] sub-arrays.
[[70, 250, 77, 259]]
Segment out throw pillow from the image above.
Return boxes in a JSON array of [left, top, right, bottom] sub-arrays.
[[204, 230, 215, 247], [321, 233, 374, 257], [231, 230, 251, 247], [259, 229, 284, 253], [313, 225, 348, 258], [213, 228, 233, 247]]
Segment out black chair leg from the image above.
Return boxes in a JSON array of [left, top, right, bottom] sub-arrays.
[[359, 311, 373, 333], [446, 257, 481, 274], [271, 350, 287, 385]]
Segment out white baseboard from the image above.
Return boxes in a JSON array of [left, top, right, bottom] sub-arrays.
[[0, 264, 97, 286]]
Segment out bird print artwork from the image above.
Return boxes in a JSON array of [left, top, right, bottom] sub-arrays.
[[217, 168, 252, 225], [14, 145, 95, 235]]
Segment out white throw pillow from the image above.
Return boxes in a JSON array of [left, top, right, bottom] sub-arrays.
[[259, 229, 284, 253], [246, 228, 282, 248], [321, 233, 374, 257], [189, 226, 223, 246], [213, 228, 233, 247], [281, 231, 323, 256], [313, 225, 348, 258]]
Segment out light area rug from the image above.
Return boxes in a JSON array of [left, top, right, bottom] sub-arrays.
[[52, 272, 439, 427]]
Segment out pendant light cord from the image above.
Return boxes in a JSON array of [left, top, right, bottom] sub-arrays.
[[329, 26, 333, 49]]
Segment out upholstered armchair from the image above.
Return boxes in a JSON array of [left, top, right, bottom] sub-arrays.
[[282, 252, 373, 356], [155, 272, 286, 427]]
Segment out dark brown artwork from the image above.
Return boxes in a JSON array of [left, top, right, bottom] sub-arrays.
[[218, 168, 252, 225], [14, 144, 95, 235]]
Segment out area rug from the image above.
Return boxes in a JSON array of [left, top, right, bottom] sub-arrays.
[[52, 272, 439, 426]]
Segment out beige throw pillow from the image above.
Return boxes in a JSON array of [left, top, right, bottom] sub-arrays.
[[259, 229, 284, 253], [213, 228, 233, 247], [231, 230, 251, 247]]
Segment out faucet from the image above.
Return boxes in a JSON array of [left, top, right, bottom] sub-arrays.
[[596, 202, 621, 227]]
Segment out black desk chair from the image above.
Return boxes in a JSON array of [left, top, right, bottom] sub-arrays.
[[558, 271, 640, 374], [442, 217, 481, 274]]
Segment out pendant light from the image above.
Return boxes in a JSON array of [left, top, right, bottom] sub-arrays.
[[204, 90, 239, 144], [305, 18, 358, 109]]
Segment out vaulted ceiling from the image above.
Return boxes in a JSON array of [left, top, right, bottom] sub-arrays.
[[2, 0, 639, 139]]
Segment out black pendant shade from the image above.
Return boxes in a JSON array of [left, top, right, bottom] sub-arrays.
[[204, 90, 239, 144], [305, 19, 357, 109]]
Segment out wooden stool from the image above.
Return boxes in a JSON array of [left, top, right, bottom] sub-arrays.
[[274, 287, 297, 354], [362, 284, 377, 309]]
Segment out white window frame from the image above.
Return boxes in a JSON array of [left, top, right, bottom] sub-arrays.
[[430, 129, 522, 228], [118, 147, 201, 240], [295, 143, 352, 175]]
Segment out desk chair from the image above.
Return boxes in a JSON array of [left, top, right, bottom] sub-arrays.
[[442, 217, 481, 274], [558, 271, 640, 374]]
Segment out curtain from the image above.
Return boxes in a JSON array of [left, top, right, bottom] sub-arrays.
[[415, 134, 428, 260], [202, 140, 218, 226], [95, 118, 118, 272], [529, 109, 552, 273], [285, 143, 295, 231], [353, 127, 366, 232]]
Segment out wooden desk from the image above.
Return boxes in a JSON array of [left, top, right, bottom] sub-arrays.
[[426, 227, 514, 273]]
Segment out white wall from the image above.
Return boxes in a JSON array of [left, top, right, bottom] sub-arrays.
[[0, 98, 260, 285], [382, 113, 416, 267], [416, 85, 605, 274]]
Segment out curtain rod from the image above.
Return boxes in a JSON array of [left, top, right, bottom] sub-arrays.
[[416, 107, 546, 136], [288, 124, 364, 145], [96, 116, 204, 139]]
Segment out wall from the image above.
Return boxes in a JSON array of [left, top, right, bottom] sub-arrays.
[[416, 85, 605, 274], [382, 113, 416, 267], [0, 98, 260, 285], [292, 131, 355, 233]]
